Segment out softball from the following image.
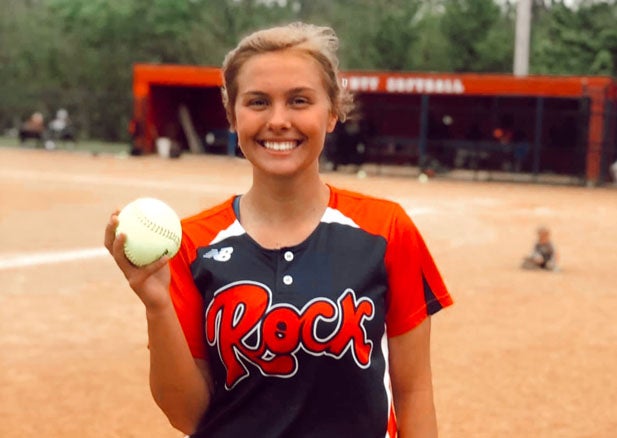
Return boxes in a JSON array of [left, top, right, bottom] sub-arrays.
[[115, 197, 182, 267]]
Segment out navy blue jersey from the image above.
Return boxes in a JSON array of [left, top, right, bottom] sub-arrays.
[[169, 185, 452, 437]]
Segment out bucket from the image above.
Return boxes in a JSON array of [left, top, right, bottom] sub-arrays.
[[156, 137, 171, 158]]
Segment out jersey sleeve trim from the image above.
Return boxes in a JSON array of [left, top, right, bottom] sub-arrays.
[[387, 273, 454, 338], [382, 202, 453, 338]]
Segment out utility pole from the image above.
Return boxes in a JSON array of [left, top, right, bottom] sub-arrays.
[[513, 0, 532, 76]]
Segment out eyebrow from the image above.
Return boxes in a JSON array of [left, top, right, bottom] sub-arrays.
[[286, 87, 317, 95], [240, 87, 317, 97]]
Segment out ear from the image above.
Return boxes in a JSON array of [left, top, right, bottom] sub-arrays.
[[326, 113, 338, 133]]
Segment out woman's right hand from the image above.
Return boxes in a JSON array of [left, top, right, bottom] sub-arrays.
[[104, 210, 173, 312]]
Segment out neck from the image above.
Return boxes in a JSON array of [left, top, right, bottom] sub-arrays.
[[243, 170, 329, 223]]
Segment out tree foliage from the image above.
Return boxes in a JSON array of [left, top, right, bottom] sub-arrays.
[[440, 0, 511, 72], [532, 0, 617, 75], [0, 0, 615, 141]]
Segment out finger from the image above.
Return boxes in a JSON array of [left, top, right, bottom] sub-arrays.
[[111, 231, 128, 260], [126, 257, 170, 293], [110, 232, 139, 273], [103, 212, 120, 251], [142, 256, 170, 275]]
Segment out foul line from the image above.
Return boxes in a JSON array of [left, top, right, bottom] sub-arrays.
[[0, 170, 436, 271], [0, 247, 109, 270], [0, 169, 247, 194]]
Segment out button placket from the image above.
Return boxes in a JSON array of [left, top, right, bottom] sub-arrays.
[[282, 250, 294, 286]]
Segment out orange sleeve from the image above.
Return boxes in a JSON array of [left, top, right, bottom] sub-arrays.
[[384, 204, 453, 337], [169, 231, 207, 359]]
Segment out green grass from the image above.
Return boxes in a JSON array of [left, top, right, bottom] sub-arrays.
[[0, 135, 130, 155]]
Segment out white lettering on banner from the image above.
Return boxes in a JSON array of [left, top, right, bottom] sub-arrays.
[[345, 76, 380, 92], [385, 77, 465, 94], [343, 75, 466, 94]]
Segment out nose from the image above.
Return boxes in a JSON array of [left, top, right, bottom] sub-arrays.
[[266, 103, 291, 131]]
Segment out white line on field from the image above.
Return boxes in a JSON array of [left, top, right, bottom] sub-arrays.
[[0, 169, 248, 194], [0, 209, 433, 271], [0, 247, 108, 270], [0, 169, 436, 271]]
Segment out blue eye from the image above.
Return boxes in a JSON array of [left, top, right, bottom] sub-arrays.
[[249, 98, 268, 108], [291, 96, 309, 106]]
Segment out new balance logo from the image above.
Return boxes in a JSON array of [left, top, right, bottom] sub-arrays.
[[204, 247, 233, 262]]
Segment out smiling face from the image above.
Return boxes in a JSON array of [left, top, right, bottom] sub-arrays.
[[233, 49, 338, 178]]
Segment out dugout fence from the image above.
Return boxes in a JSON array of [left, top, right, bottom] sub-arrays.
[[131, 64, 617, 185]]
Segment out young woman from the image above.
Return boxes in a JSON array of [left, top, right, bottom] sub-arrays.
[[105, 22, 453, 437]]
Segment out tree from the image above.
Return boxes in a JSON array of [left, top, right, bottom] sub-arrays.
[[1, 0, 615, 142], [532, 1, 617, 76], [441, 0, 512, 72], [0, 0, 68, 129], [410, 5, 455, 72], [328, 0, 423, 71]]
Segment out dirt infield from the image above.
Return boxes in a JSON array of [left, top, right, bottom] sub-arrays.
[[1, 147, 616, 437]]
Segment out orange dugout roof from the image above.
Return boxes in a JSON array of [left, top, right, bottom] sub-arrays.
[[133, 63, 617, 99]]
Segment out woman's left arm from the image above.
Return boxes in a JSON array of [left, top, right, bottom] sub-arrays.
[[388, 317, 438, 438]]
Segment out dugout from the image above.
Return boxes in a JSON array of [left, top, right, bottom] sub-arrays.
[[131, 64, 617, 185]]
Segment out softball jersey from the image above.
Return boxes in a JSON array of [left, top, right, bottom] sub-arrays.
[[169, 185, 453, 438]]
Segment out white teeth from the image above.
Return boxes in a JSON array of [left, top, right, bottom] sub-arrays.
[[263, 141, 297, 151]]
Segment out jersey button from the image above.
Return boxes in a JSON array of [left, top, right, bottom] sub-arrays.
[[284, 251, 294, 262], [283, 275, 293, 285]]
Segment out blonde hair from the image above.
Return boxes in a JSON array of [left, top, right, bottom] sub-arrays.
[[221, 22, 354, 126]]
